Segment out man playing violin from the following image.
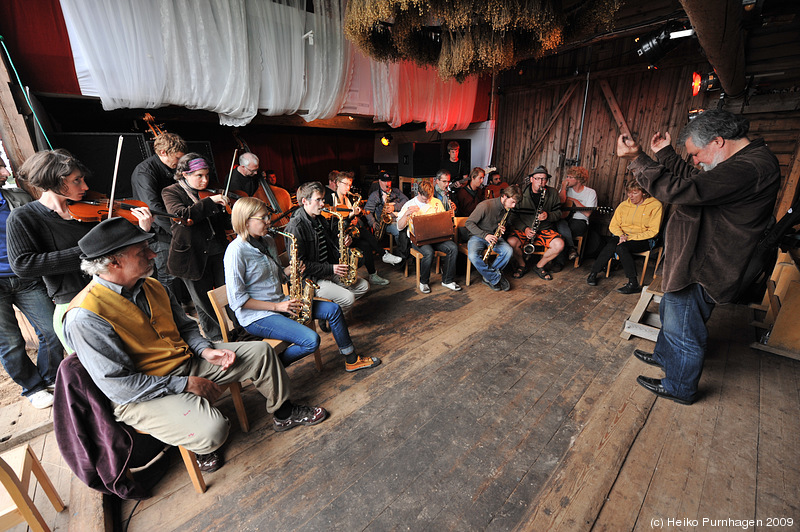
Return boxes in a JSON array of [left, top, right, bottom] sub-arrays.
[[131, 132, 186, 298], [507, 165, 564, 281], [7, 150, 152, 350]]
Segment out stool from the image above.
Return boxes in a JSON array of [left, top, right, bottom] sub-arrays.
[[0, 444, 66, 532], [405, 248, 444, 290]]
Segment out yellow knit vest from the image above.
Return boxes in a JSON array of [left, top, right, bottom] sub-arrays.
[[72, 278, 192, 376]]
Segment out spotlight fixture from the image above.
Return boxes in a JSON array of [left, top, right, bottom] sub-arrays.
[[692, 71, 720, 96], [688, 108, 705, 121], [635, 20, 693, 69], [380, 134, 393, 147]]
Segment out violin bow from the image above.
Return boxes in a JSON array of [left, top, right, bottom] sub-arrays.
[[224, 149, 238, 197], [107, 135, 124, 220]]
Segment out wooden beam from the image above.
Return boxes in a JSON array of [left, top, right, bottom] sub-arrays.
[[775, 138, 800, 217], [598, 79, 632, 138], [0, 54, 36, 168], [513, 82, 578, 181]]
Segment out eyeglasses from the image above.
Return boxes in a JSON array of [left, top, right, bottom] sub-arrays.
[[249, 215, 270, 221]]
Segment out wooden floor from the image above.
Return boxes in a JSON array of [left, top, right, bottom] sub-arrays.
[[6, 261, 799, 531]]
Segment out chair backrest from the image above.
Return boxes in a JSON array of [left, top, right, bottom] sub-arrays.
[[454, 216, 468, 245], [207, 286, 237, 343]]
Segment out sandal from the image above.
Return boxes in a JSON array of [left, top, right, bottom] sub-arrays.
[[512, 264, 528, 279], [534, 266, 553, 281]]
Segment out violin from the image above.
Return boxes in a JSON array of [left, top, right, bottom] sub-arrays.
[[197, 188, 248, 215], [68, 193, 191, 225]]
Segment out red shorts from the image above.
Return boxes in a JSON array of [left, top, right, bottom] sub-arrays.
[[512, 228, 562, 251]]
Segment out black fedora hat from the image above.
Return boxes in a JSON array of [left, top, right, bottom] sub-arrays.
[[529, 165, 551, 179], [78, 217, 153, 260]]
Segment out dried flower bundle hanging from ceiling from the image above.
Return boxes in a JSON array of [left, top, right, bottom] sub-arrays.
[[345, 0, 622, 81]]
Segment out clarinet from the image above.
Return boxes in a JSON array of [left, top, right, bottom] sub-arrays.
[[523, 188, 547, 255]]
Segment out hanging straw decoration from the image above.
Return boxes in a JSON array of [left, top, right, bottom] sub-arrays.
[[344, 0, 621, 80]]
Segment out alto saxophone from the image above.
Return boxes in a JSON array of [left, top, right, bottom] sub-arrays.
[[523, 187, 548, 255], [323, 208, 362, 287], [482, 208, 510, 262], [268, 228, 318, 326]]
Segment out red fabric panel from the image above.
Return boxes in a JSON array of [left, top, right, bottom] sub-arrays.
[[471, 75, 492, 123], [0, 0, 81, 95]]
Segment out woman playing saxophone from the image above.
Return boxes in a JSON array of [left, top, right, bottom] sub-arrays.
[[223, 197, 379, 372]]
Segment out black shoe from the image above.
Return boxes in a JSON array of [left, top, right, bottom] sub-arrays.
[[318, 319, 331, 333], [633, 349, 663, 369], [482, 278, 502, 291], [498, 276, 511, 291], [195, 450, 223, 472], [586, 272, 598, 286], [636, 376, 695, 405], [616, 280, 641, 294], [274, 405, 328, 432]]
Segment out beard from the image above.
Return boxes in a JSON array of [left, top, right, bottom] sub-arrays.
[[699, 150, 725, 171]]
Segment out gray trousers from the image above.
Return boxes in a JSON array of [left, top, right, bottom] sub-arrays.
[[113, 341, 290, 455]]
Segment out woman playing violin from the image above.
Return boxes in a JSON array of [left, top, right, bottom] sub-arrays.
[[6, 150, 152, 348], [162, 153, 230, 342]]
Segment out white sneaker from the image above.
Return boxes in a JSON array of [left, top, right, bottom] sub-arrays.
[[369, 272, 390, 286], [442, 281, 462, 291], [382, 252, 403, 265], [28, 389, 54, 409], [419, 283, 431, 294]]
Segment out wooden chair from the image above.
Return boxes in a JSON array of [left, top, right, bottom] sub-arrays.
[[128, 431, 209, 495], [454, 216, 495, 286], [605, 245, 664, 286], [572, 235, 584, 268], [0, 444, 65, 532], [207, 286, 322, 373]]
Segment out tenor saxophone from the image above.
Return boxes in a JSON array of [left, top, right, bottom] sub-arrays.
[[323, 208, 362, 287], [482, 208, 510, 262], [268, 228, 318, 326], [374, 191, 393, 240]]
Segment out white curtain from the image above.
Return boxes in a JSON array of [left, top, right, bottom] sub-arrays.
[[59, 0, 478, 130]]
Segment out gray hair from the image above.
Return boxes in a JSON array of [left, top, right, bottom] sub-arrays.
[[80, 255, 117, 277], [678, 109, 749, 148], [239, 152, 259, 167]]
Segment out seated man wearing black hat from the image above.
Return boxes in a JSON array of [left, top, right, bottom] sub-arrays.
[[507, 165, 565, 280], [63, 218, 326, 473], [364, 171, 411, 262]]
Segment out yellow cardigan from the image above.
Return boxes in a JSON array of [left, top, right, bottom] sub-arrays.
[[609, 196, 663, 241]]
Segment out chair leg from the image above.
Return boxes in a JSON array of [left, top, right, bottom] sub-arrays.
[[178, 446, 207, 494], [227, 382, 249, 433], [27, 446, 65, 511], [415, 256, 421, 287], [606, 258, 612, 278], [639, 251, 651, 286], [574, 236, 583, 268], [466, 258, 472, 286]]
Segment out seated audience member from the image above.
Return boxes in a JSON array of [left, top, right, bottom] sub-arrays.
[[285, 182, 369, 314], [325, 172, 401, 286], [465, 185, 522, 291], [556, 166, 597, 261], [454, 167, 486, 218], [0, 159, 63, 408], [586, 181, 663, 294], [396, 180, 461, 294], [64, 218, 326, 472], [162, 154, 229, 342], [364, 171, 411, 261], [507, 165, 564, 280], [224, 198, 380, 372]]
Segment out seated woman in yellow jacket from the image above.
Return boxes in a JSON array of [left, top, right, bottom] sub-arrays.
[[587, 181, 663, 293]]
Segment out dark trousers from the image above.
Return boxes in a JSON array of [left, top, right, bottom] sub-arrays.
[[181, 253, 225, 342], [590, 236, 652, 282]]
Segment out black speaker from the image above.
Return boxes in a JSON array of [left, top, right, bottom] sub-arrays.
[[398, 142, 441, 178], [52, 133, 150, 198]]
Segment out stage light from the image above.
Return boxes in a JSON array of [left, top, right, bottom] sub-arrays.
[[380, 134, 393, 146], [688, 109, 705, 121], [636, 20, 693, 68], [691, 71, 719, 96]]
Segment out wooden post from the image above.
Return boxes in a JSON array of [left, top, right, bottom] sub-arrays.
[[775, 141, 800, 217], [0, 54, 36, 169]]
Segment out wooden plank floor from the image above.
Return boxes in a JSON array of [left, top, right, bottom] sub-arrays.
[[14, 260, 794, 532]]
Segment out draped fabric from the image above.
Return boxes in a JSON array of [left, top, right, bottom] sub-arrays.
[[56, 0, 479, 131]]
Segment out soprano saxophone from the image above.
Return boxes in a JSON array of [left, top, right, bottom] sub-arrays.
[[268, 228, 318, 326], [323, 208, 362, 287], [482, 208, 510, 262]]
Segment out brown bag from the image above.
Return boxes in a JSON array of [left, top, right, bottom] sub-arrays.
[[409, 211, 454, 246]]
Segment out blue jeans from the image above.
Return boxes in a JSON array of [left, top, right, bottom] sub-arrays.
[[467, 236, 512, 285], [244, 300, 353, 366], [0, 276, 64, 396], [412, 240, 458, 284], [653, 283, 716, 401]]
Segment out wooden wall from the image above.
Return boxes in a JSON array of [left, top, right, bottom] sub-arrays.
[[492, 5, 800, 215]]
